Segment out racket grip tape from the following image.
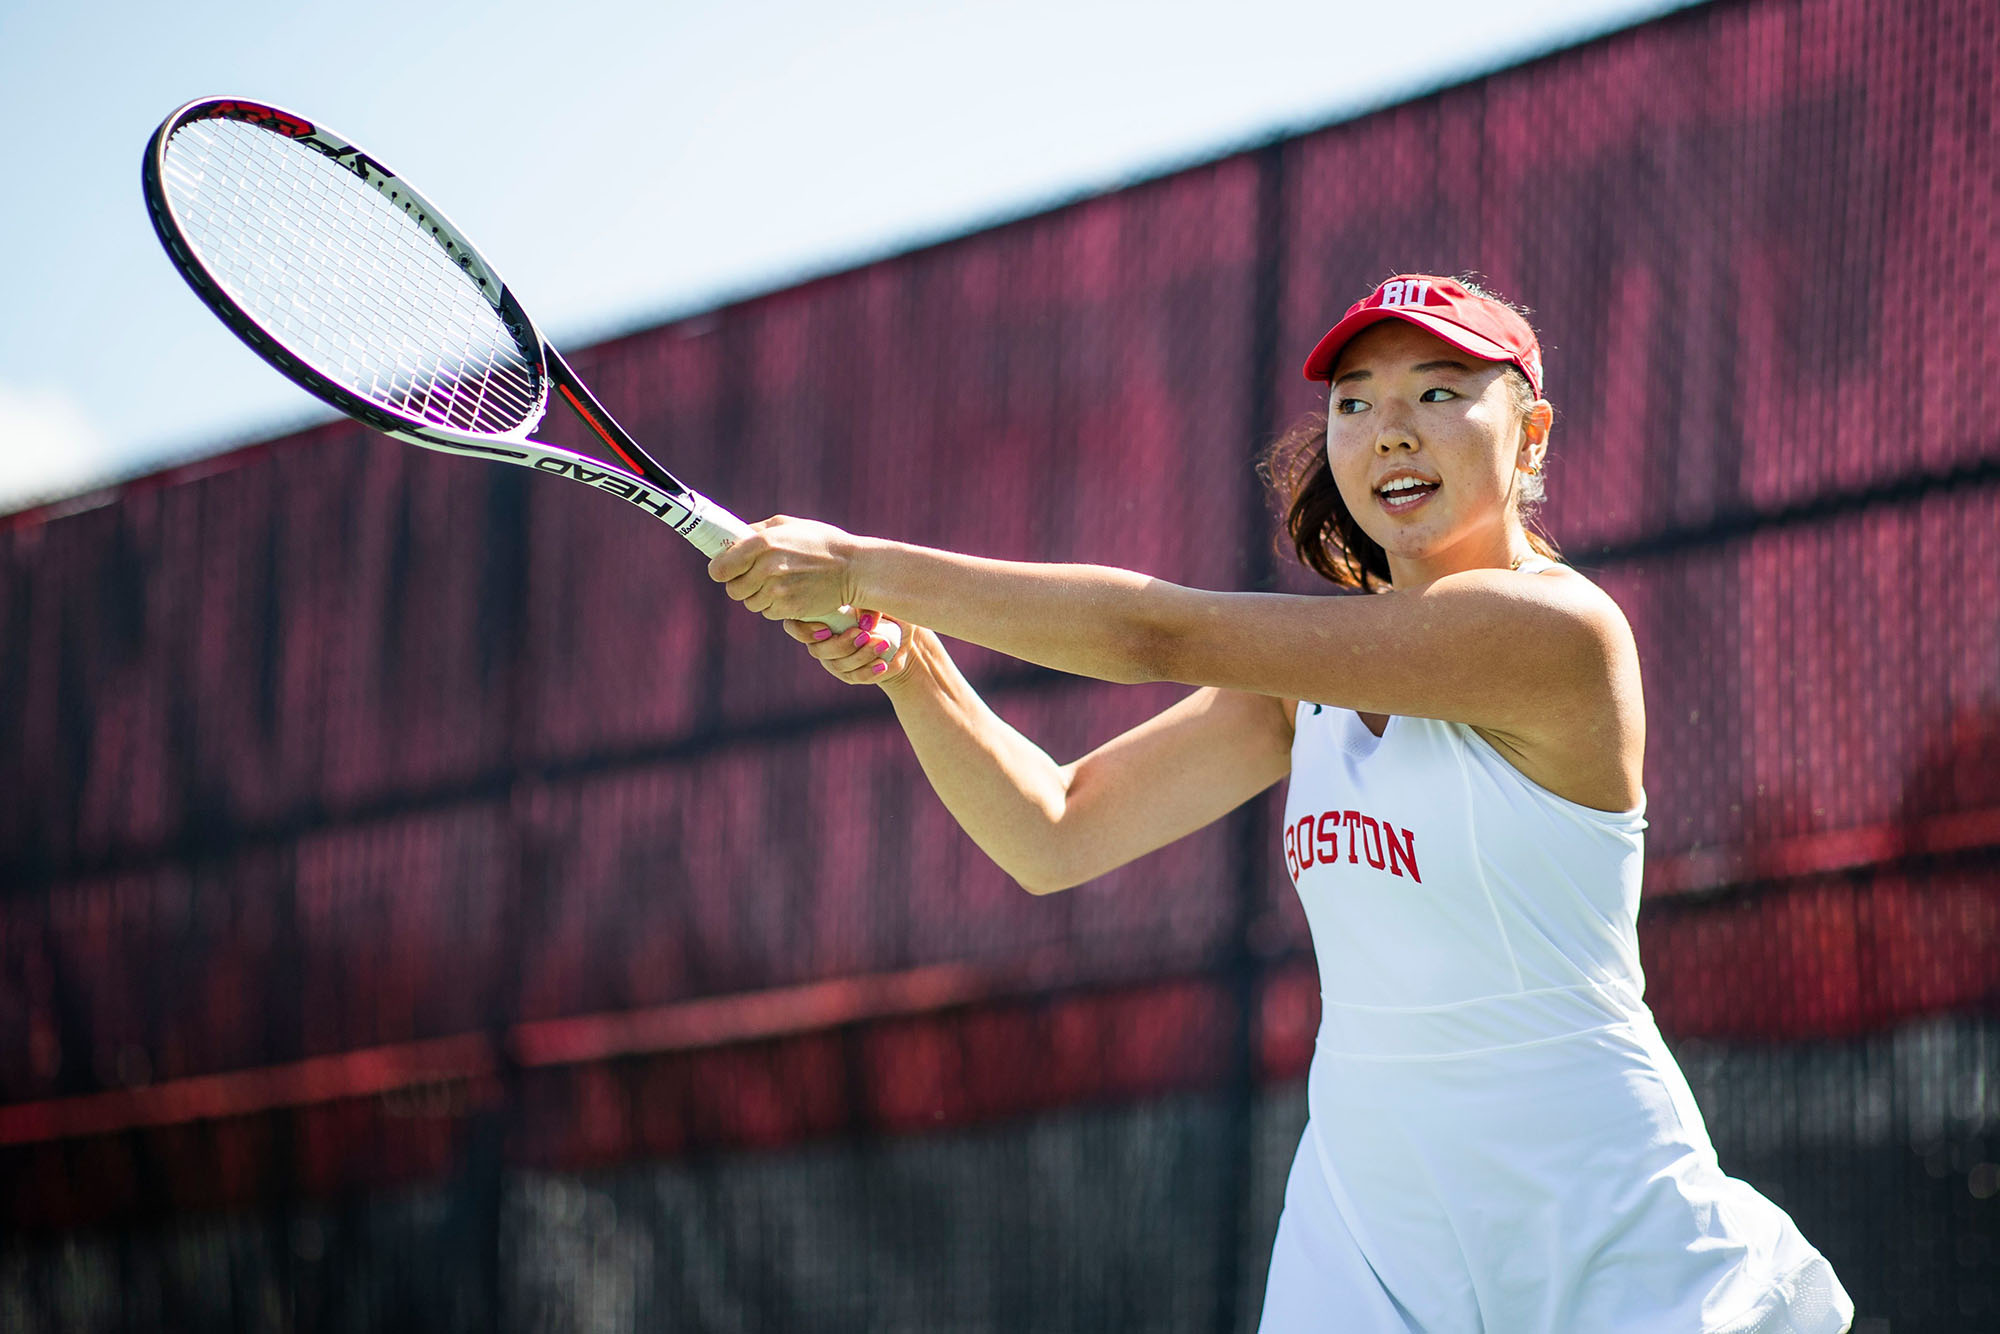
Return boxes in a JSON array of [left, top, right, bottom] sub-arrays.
[[688, 500, 903, 652]]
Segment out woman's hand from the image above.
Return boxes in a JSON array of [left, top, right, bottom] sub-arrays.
[[708, 515, 867, 623], [783, 611, 916, 685]]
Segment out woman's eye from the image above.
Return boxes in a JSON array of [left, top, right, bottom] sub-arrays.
[[1335, 397, 1368, 415], [1420, 386, 1457, 403]]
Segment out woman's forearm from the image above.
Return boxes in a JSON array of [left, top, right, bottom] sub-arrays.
[[878, 628, 1085, 894], [854, 541, 1223, 686]]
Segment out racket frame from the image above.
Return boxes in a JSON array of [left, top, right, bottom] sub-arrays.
[[140, 97, 753, 559]]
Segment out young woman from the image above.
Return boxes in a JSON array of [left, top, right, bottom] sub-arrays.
[[708, 274, 1854, 1332]]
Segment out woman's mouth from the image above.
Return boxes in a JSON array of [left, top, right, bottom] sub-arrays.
[[1376, 477, 1440, 513]]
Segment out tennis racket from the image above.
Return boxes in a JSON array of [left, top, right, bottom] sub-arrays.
[[142, 95, 893, 647]]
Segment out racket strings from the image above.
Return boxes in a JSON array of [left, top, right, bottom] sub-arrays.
[[161, 118, 543, 436]]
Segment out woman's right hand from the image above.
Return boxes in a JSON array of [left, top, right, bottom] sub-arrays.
[[784, 611, 916, 686]]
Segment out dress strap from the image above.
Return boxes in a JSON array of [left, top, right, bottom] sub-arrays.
[[1513, 554, 1564, 575]]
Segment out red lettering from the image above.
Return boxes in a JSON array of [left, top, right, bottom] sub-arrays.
[[1385, 824, 1421, 881], [1359, 815, 1386, 869], [1287, 813, 1419, 883]]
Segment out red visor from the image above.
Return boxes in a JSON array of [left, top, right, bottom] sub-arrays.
[[1302, 275, 1544, 399]]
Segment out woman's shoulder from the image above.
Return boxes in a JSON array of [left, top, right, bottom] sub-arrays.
[[1440, 556, 1645, 813], [1406, 557, 1635, 659], [1512, 558, 1636, 646]]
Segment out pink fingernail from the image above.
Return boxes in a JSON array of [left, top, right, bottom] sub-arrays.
[[860, 611, 879, 632], [812, 628, 833, 641], [871, 638, 889, 654], [853, 630, 869, 646], [871, 661, 888, 675]]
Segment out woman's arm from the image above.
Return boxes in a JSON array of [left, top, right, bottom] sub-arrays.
[[793, 620, 1294, 894], [713, 521, 1631, 743]]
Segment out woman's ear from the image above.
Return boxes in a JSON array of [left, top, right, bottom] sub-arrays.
[[1520, 399, 1554, 472]]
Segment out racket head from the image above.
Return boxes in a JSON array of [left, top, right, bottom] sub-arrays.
[[142, 97, 551, 448]]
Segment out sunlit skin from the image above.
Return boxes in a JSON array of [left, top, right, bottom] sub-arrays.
[[1324, 319, 1553, 590], [706, 315, 1645, 891], [695, 306, 1834, 1318]]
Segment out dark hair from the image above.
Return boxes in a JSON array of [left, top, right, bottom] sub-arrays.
[[1261, 281, 1559, 591]]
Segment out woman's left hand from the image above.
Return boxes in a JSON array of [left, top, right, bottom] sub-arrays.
[[707, 515, 868, 622]]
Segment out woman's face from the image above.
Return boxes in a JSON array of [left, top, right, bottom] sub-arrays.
[[1324, 319, 1549, 582]]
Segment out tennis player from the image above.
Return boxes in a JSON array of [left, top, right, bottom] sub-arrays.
[[709, 273, 1855, 1332]]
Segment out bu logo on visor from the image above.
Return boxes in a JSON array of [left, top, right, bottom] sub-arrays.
[[1379, 279, 1433, 307]]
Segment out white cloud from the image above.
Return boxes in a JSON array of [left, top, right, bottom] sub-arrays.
[[0, 383, 124, 514]]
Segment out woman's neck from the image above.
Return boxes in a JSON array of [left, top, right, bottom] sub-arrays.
[[1384, 526, 1537, 591]]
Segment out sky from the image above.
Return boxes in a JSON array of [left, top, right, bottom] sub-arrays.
[[0, 0, 1702, 514]]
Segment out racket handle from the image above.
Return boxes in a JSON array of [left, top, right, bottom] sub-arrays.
[[688, 498, 902, 652]]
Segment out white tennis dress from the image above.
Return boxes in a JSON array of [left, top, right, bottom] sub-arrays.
[[1259, 558, 1853, 1333]]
